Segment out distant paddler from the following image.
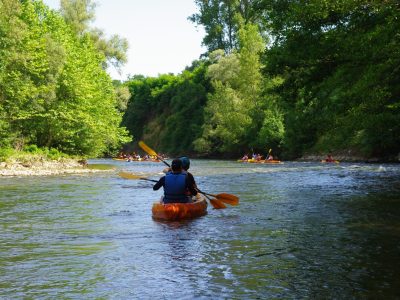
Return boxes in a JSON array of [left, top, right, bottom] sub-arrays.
[[321, 154, 339, 163]]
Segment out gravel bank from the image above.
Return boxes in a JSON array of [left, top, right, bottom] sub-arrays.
[[0, 159, 111, 176]]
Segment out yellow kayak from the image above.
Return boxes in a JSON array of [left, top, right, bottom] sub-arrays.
[[237, 158, 262, 163], [262, 160, 282, 164], [321, 160, 340, 164], [237, 159, 282, 164], [152, 196, 208, 221]]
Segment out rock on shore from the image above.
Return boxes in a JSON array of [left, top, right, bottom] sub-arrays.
[[0, 159, 109, 176]]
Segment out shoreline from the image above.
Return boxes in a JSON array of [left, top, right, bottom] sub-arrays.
[[298, 154, 400, 163], [1, 155, 398, 177], [0, 159, 113, 177]]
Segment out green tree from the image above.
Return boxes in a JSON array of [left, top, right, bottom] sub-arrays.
[[123, 63, 209, 155], [0, 0, 130, 157], [190, 0, 269, 53], [265, 0, 400, 158], [194, 22, 283, 156], [60, 0, 128, 69], [113, 80, 131, 112]]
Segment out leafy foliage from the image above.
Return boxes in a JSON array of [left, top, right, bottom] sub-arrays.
[[0, 0, 130, 157], [125, 0, 399, 160], [194, 22, 284, 156], [60, 0, 128, 70], [7, 0, 394, 160], [123, 63, 209, 155], [264, 0, 400, 158], [189, 0, 270, 53]]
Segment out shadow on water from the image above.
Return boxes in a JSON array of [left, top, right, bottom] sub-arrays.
[[86, 163, 115, 170], [0, 159, 399, 298]]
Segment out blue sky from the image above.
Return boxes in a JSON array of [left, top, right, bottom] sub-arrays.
[[43, 0, 206, 80]]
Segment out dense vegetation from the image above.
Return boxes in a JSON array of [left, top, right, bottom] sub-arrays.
[[0, 0, 130, 160], [123, 64, 209, 155], [124, 0, 399, 160], [1, 0, 398, 161]]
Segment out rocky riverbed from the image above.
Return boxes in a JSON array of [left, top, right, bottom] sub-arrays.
[[0, 159, 112, 176], [299, 149, 400, 163]]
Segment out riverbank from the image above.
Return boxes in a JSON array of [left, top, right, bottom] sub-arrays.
[[0, 159, 112, 177], [298, 149, 400, 163]]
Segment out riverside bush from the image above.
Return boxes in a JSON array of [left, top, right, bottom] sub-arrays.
[[0, 146, 74, 163]]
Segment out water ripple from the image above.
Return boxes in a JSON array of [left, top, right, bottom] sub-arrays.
[[0, 159, 399, 298]]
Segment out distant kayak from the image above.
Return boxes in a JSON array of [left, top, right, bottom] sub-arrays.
[[152, 196, 208, 221], [321, 160, 340, 164], [237, 159, 283, 164], [262, 160, 282, 164], [112, 158, 162, 162], [128, 159, 160, 162]]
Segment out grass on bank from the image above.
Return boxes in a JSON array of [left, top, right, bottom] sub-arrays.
[[0, 145, 83, 165]]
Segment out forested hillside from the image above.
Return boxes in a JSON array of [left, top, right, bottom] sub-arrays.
[[124, 0, 399, 160], [122, 64, 209, 155]]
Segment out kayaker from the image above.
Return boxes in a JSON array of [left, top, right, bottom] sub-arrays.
[[162, 156, 198, 202], [325, 154, 335, 162], [153, 158, 197, 204], [179, 156, 198, 197]]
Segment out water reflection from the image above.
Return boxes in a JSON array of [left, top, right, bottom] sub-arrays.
[[0, 160, 399, 298]]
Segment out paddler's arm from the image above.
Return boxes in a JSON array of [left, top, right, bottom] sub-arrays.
[[153, 176, 165, 191], [186, 174, 197, 196]]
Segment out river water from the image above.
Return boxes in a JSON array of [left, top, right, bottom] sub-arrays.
[[1, 159, 399, 299]]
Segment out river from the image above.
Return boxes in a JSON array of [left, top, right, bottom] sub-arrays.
[[1, 159, 399, 299]]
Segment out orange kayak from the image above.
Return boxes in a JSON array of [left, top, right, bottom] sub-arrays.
[[152, 196, 208, 221]]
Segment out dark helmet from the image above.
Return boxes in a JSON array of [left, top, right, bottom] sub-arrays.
[[179, 156, 190, 170], [171, 158, 182, 171]]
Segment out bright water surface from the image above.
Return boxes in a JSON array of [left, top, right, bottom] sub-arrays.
[[1, 159, 399, 299]]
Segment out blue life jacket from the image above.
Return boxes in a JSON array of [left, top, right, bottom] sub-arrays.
[[164, 172, 188, 203]]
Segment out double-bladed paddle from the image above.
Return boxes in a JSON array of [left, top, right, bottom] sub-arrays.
[[118, 171, 225, 209], [118, 169, 239, 209], [137, 141, 240, 208]]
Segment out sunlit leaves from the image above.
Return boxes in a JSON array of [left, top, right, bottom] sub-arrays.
[[60, 0, 128, 70], [0, 0, 130, 157], [194, 22, 280, 155]]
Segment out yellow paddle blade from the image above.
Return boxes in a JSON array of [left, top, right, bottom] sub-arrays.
[[139, 141, 158, 157], [210, 198, 227, 209], [139, 141, 170, 168], [118, 172, 142, 180], [216, 193, 239, 206]]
